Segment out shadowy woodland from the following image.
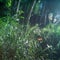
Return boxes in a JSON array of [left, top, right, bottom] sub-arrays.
[[0, 0, 60, 60]]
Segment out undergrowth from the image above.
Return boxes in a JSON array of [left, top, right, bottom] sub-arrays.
[[0, 16, 60, 60]]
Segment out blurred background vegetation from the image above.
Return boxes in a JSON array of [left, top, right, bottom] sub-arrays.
[[0, 0, 60, 60]]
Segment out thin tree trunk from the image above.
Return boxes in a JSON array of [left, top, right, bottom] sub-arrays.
[[40, 1, 46, 27], [16, 0, 21, 13], [27, 0, 37, 25], [16, 0, 21, 18]]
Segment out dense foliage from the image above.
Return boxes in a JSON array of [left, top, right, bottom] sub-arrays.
[[0, 0, 60, 60]]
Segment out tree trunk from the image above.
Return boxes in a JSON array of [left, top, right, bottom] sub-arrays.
[[27, 0, 37, 25]]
